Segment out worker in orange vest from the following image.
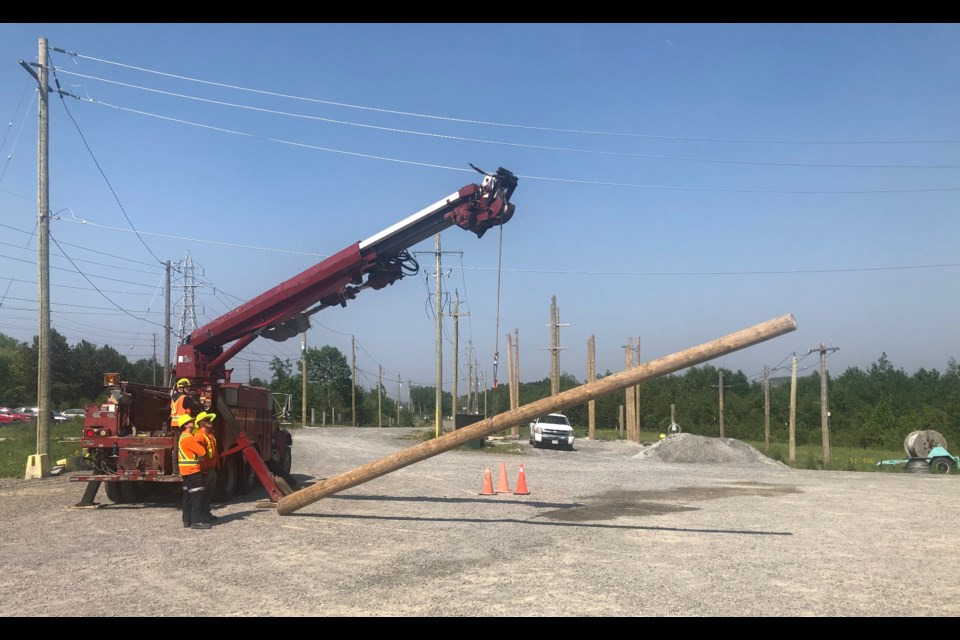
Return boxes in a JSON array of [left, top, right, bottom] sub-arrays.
[[177, 414, 211, 530], [169, 378, 203, 431], [193, 411, 220, 523]]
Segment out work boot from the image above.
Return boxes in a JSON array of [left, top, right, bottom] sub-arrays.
[[205, 513, 219, 521], [191, 522, 212, 530], [183, 522, 191, 528]]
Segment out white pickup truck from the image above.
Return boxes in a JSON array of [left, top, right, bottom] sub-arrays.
[[529, 413, 575, 450]]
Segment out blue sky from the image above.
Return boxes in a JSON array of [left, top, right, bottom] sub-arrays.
[[1, 23, 958, 400]]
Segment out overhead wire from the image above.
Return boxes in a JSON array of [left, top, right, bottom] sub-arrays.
[[50, 68, 960, 170], [59, 49, 960, 145]]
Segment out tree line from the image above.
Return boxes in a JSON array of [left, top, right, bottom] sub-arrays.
[[2, 330, 957, 450]]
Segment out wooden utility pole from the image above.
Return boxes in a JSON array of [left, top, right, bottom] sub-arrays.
[[396, 371, 401, 425], [713, 371, 732, 438], [434, 233, 442, 437], [164, 260, 171, 387], [789, 353, 798, 463], [25, 37, 52, 479], [447, 292, 470, 416], [378, 365, 383, 428], [587, 335, 596, 440], [152, 334, 157, 385], [451, 291, 459, 416], [276, 313, 798, 515], [550, 296, 560, 395], [510, 328, 520, 438], [301, 332, 308, 426], [763, 365, 770, 452], [810, 342, 839, 466], [467, 342, 473, 414], [351, 336, 357, 427], [506, 332, 516, 434], [624, 338, 638, 442], [634, 336, 641, 436]]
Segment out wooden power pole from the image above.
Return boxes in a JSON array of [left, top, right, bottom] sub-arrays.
[[624, 338, 637, 442], [587, 335, 596, 441], [789, 353, 798, 464], [378, 365, 383, 429], [350, 336, 357, 426], [713, 371, 732, 438], [810, 342, 839, 467], [301, 331, 308, 426], [763, 365, 770, 452], [24, 37, 52, 479], [276, 313, 798, 515]]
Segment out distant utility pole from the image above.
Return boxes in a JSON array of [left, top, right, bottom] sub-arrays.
[[164, 260, 171, 387], [301, 332, 308, 426], [789, 353, 798, 464], [378, 365, 383, 429], [512, 329, 519, 433], [351, 336, 357, 427], [397, 371, 401, 425], [447, 290, 468, 416], [810, 342, 839, 467], [546, 296, 567, 396], [713, 371, 733, 438], [587, 335, 596, 441], [763, 365, 771, 452], [411, 237, 462, 436], [634, 336, 641, 436], [623, 338, 637, 443], [152, 334, 157, 385]]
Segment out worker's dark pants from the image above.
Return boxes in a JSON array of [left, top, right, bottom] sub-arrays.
[[201, 468, 217, 516], [181, 473, 206, 526]]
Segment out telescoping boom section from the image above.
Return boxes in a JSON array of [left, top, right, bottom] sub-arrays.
[[176, 166, 518, 383]]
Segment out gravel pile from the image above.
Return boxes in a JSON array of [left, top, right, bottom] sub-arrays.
[[633, 433, 790, 468]]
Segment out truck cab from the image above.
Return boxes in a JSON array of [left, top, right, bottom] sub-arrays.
[[529, 413, 575, 450]]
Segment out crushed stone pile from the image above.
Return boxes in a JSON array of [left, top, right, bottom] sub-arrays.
[[633, 433, 789, 469]]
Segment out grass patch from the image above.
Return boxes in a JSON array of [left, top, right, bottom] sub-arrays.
[[0, 419, 85, 478]]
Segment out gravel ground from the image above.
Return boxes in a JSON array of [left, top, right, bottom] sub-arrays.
[[1, 427, 958, 617]]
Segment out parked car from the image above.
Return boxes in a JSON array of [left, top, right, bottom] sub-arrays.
[[61, 408, 86, 419], [529, 413, 575, 450], [0, 407, 32, 423], [14, 406, 69, 422]]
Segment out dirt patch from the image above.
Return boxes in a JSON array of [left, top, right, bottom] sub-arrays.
[[540, 484, 800, 522]]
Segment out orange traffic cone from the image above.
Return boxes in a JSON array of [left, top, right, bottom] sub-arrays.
[[495, 462, 511, 493], [514, 462, 530, 495], [480, 468, 494, 495]]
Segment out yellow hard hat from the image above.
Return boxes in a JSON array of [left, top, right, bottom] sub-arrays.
[[195, 411, 217, 425], [176, 378, 191, 388], [179, 414, 195, 427]]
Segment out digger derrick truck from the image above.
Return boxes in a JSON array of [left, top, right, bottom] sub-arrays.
[[70, 166, 519, 505]]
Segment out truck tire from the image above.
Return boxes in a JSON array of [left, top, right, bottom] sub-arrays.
[[238, 451, 261, 495], [105, 482, 126, 504], [215, 458, 238, 501], [120, 481, 143, 503], [929, 457, 956, 474]]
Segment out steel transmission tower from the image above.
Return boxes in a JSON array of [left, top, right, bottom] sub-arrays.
[[174, 251, 207, 342]]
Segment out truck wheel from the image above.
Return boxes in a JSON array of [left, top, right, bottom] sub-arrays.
[[238, 453, 261, 494], [120, 481, 143, 503], [280, 444, 292, 476], [105, 482, 126, 504], [215, 458, 238, 501], [929, 457, 956, 474]]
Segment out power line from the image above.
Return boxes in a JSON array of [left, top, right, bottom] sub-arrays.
[[57, 48, 960, 145], [50, 69, 960, 170]]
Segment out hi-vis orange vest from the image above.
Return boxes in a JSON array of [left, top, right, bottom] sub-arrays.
[[170, 393, 188, 427], [194, 429, 219, 471], [177, 431, 205, 477]]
